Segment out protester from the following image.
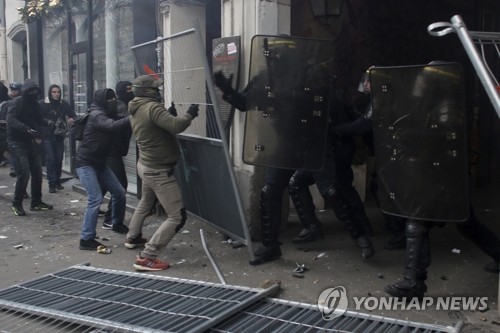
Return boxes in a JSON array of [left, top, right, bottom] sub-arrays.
[[101, 81, 134, 229], [75, 88, 131, 253], [125, 74, 198, 271], [6, 79, 53, 216], [39, 84, 76, 193]]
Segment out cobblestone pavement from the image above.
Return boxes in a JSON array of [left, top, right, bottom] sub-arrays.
[[0, 165, 499, 332]]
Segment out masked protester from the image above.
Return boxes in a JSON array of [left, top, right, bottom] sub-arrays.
[[6, 79, 53, 216], [75, 88, 131, 253], [39, 84, 76, 193], [101, 81, 134, 229]]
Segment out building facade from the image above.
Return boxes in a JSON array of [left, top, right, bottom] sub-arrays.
[[2, 0, 499, 232]]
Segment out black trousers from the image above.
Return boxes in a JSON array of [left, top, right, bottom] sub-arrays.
[[8, 140, 43, 206]]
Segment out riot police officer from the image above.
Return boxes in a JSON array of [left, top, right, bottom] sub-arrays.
[[212, 84, 295, 264], [288, 89, 375, 258], [214, 36, 332, 265], [332, 69, 406, 251], [366, 62, 500, 299]]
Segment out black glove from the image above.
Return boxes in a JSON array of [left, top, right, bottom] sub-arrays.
[[186, 104, 199, 119], [213, 70, 234, 94], [167, 102, 177, 117]]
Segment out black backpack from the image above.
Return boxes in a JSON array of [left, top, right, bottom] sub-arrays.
[[70, 113, 89, 141]]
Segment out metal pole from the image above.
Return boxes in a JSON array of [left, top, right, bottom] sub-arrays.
[[450, 15, 500, 118], [200, 229, 226, 284]]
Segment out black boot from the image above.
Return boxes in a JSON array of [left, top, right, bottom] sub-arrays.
[[326, 186, 375, 258], [249, 185, 282, 266], [289, 174, 324, 244], [384, 220, 429, 299], [292, 223, 323, 244], [356, 236, 375, 259], [249, 245, 282, 265], [384, 279, 428, 299]]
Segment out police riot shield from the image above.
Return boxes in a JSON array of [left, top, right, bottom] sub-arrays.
[[370, 63, 469, 222], [242, 35, 335, 170]]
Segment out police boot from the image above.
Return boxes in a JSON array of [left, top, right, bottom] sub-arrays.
[[356, 236, 375, 259], [249, 185, 282, 266], [249, 245, 282, 266], [327, 186, 374, 258], [384, 221, 429, 299], [292, 223, 323, 244], [342, 185, 374, 237], [289, 177, 324, 243]]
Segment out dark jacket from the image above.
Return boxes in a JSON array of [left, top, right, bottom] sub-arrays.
[[0, 83, 11, 131], [108, 80, 134, 156], [108, 98, 132, 157], [6, 80, 44, 143], [75, 89, 131, 169], [39, 84, 77, 139]]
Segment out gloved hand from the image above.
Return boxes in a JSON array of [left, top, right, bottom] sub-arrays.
[[167, 102, 177, 117], [213, 70, 234, 94], [187, 104, 199, 119], [46, 120, 55, 129]]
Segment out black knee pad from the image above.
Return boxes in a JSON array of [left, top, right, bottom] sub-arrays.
[[288, 174, 308, 197], [261, 183, 283, 206], [261, 184, 272, 201], [405, 221, 427, 238], [175, 207, 187, 233], [325, 186, 338, 201]]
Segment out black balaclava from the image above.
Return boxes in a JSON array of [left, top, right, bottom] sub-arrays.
[[93, 88, 117, 115], [21, 79, 41, 105], [115, 81, 134, 104]]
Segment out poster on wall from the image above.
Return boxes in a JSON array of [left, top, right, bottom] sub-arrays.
[[211, 36, 241, 139]]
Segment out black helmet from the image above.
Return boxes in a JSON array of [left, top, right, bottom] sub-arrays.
[[265, 38, 298, 76], [9, 82, 22, 90]]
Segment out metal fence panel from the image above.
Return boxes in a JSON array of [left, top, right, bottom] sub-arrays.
[[131, 27, 253, 255]]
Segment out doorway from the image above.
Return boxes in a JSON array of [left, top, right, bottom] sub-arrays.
[[67, 42, 88, 175]]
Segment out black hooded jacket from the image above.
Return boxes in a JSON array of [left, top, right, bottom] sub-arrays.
[[109, 81, 133, 157], [75, 88, 131, 169], [39, 84, 77, 139], [6, 79, 44, 143]]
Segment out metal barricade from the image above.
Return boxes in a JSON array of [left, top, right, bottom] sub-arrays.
[[429, 15, 500, 314], [131, 25, 254, 260], [428, 14, 500, 119]]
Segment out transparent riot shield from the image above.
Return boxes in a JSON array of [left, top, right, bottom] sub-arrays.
[[370, 63, 469, 222], [243, 35, 335, 171]]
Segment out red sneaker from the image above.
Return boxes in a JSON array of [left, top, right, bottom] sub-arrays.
[[133, 256, 170, 271]]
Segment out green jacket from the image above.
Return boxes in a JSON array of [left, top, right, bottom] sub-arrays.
[[128, 97, 193, 169]]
